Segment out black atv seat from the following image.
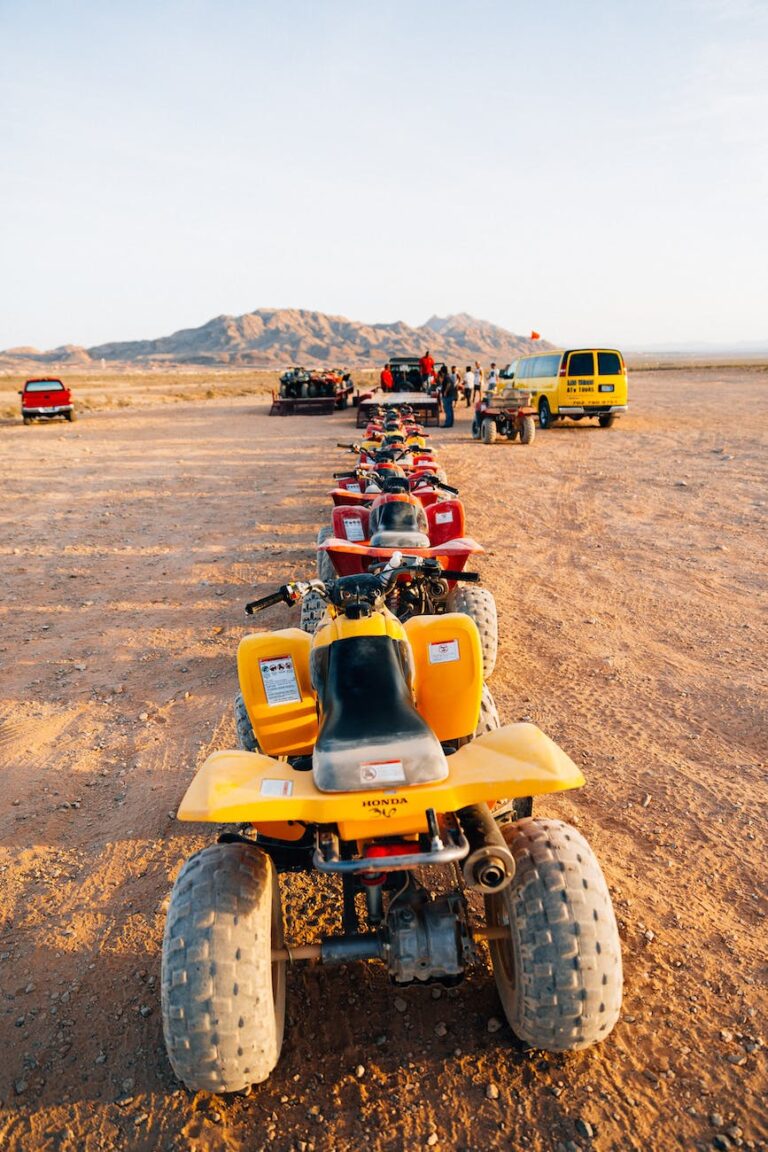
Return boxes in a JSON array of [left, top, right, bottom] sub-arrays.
[[311, 635, 448, 792], [369, 530, 430, 548]]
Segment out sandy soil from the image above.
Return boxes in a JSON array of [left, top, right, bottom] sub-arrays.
[[0, 369, 766, 1152]]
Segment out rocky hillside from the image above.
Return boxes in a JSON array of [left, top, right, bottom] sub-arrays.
[[0, 309, 550, 370]]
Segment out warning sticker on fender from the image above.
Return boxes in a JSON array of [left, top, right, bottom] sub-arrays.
[[428, 639, 460, 664], [360, 759, 406, 785], [259, 656, 301, 706], [343, 517, 366, 542], [260, 778, 294, 797], [435, 510, 454, 525]]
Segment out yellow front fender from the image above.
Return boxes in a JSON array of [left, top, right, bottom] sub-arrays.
[[178, 723, 585, 841]]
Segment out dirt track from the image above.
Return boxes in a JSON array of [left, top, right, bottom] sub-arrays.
[[1, 370, 766, 1152]]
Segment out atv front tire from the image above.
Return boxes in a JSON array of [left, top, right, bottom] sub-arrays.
[[447, 585, 498, 677], [476, 683, 500, 734], [316, 525, 335, 583], [485, 819, 622, 1052], [300, 589, 326, 635], [234, 690, 258, 752], [161, 843, 286, 1092]]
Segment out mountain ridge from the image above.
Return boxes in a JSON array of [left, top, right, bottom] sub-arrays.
[[0, 309, 549, 370]]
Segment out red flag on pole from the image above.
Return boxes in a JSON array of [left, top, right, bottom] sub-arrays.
[[530, 330, 541, 340]]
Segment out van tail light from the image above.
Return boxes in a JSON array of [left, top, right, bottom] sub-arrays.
[[558, 364, 567, 378]]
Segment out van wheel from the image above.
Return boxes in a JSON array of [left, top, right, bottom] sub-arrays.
[[484, 819, 622, 1052], [599, 414, 616, 428], [161, 844, 286, 1092], [538, 398, 553, 429], [519, 416, 536, 444], [481, 418, 498, 445]]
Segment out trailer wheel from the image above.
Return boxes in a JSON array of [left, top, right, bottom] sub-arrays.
[[481, 418, 498, 445], [519, 415, 535, 444]]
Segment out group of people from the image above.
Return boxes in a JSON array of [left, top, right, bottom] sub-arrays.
[[379, 352, 500, 429]]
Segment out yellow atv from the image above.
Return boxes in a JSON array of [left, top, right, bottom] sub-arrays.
[[160, 555, 622, 1093]]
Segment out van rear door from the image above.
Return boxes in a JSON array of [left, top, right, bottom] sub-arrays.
[[563, 351, 597, 407], [594, 350, 627, 407]]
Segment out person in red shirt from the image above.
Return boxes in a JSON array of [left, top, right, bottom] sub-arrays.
[[418, 350, 435, 390], [380, 363, 394, 392]]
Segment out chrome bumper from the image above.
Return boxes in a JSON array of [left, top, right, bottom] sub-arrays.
[[22, 405, 73, 416], [558, 405, 627, 415]]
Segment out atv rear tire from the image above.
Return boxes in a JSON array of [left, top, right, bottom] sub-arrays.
[[485, 818, 622, 1052], [161, 843, 286, 1092], [234, 689, 258, 752], [316, 525, 335, 583], [519, 415, 535, 444], [447, 585, 498, 678], [300, 590, 326, 635], [481, 418, 498, 444]]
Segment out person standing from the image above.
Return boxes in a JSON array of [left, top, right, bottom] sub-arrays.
[[472, 362, 483, 403], [487, 362, 499, 394], [440, 365, 457, 427], [463, 364, 474, 407], [380, 362, 393, 392], [418, 349, 435, 391]]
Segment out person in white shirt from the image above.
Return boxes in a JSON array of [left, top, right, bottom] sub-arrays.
[[463, 365, 475, 407], [472, 362, 484, 402], [487, 362, 499, 393]]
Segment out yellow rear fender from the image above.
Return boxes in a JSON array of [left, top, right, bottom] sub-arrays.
[[177, 722, 584, 840]]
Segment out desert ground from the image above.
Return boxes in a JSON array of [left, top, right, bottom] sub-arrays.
[[0, 368, 766, 1152]]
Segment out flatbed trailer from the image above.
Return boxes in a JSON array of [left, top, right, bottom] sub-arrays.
[[269, 392, 336, 416], [355, 390, 441, 428]]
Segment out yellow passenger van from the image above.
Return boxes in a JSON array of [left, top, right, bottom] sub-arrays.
[[499, 348, 628, 429]]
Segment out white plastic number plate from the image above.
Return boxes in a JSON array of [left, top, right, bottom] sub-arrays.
[[435, 510, 454, 525], [259, 656, 301, 706], [360, 759, 406, 785], [260, 779, 294, 797], [346, 483, 361, 493], [428, 639, 460, 664], [343, 517, 366, 542]]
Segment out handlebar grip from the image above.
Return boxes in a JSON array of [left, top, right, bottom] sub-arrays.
[[437, 481, 459, 495], [440, 570, 480, 582], [245, 588, 289, 615]]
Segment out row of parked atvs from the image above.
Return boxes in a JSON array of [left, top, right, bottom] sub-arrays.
[[161, 404, 623, 1094]]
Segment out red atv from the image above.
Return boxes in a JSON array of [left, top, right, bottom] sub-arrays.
[[313, 488, 498, 677]]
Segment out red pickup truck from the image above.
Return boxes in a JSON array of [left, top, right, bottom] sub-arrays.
[[20, 378, 76, 424]]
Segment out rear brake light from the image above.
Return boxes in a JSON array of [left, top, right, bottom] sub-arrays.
[[558, 364, 567, 377]]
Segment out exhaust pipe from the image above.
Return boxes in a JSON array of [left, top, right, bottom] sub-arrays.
[[458, 804, 516, 894]]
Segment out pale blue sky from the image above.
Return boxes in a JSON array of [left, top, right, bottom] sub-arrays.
[[1, 0, 766, 350]]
